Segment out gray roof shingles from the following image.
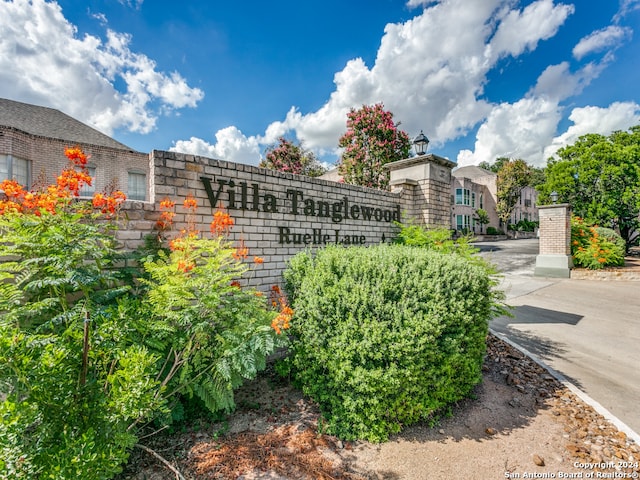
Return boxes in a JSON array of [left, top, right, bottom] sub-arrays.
[[0, 98, 137, 152]]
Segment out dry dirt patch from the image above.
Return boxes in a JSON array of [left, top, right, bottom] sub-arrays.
[[118, 334, 639, 480]]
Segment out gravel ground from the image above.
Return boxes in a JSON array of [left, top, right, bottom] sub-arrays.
[[117, 334, 640, 480]]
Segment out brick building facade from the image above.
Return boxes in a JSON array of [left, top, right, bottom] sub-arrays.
[[0, 98, 149, 200]]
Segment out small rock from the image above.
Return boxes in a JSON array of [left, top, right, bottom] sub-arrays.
[[486, 427, 497, 436], [335, 440, 344, 449], [533, 454, 545, 466], [439, 429, 445, 435]]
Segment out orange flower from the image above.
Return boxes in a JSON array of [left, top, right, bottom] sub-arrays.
[[183, 195, 198, 210], [253, 256, 264, 264], [233, 238, 248, 260], [230, 280, 242, 289], [64, 146, 88, 167], [0, 179, 26, 199], [159, 198, 175, 210], [210, 209, 234, 236], [177, 260, 194, 273], [0, 200, 23, 215], [233, 246, 248, 260], [56, 168, 93, 196], [271, 305, 293, 335]]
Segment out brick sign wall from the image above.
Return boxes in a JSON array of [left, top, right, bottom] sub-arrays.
[[118, 150, 454, 288]]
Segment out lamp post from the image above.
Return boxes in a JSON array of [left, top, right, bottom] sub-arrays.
[[413, 131, 429, 156], [550, 191, 558, 204]]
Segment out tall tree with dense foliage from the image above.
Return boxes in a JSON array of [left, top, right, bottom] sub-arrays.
[[495, 158, 532, 226], [337, 103, 411, 190], [540, 126, 640, 249], [259, 137, 326, 177]]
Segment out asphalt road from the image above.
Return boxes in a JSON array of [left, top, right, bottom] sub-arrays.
[[477, 239, 640, 437]]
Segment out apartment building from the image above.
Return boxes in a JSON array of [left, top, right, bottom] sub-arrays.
[[452, 165, 539, 233]]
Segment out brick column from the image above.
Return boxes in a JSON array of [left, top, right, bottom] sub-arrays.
[[386, 154, 456, 228], [534, 203, 573, 277]]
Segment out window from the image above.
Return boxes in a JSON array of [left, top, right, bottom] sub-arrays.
[[479, 193, 484, 209], [79, 166, 96, 197], [471, 192, 476, 208], [456, 214, 471, 231], [0, 155, 31, 188], [127, 172, 146, 201], [455, 188, 471, 206], [524, 199, 531, 207]]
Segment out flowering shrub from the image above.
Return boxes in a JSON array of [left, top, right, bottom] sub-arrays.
[[283, 245, 503, 442], [571, 217, 625, 269], [338, 103, 411, 190], [141, 198, 290, 415], [0, 148, 289, 478], [259, 137, 326, 177]]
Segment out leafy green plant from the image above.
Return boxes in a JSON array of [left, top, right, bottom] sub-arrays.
[[0, 148, 289, 479], [283, 244, 506, 442], [0, 153, 160, 478], [508, 219, 538, 232], [571, 217, 625, 269], [140, 231, 288, 415]]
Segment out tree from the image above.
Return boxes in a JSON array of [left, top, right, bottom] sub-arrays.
[[337, 103, 411, 190], [259, 137, 326, 177], [474, 208, 490, 230], [478, 157, 509, 173], [540, 126, 640, 249], [495, 159, 532, 227]]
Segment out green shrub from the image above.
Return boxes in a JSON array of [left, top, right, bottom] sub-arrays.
[[486, 226, 504, 235], [394, 224, 482, 262], [508, 220, 538, 232], [571, 217, 625, 269], [283, 244, 504, 442]]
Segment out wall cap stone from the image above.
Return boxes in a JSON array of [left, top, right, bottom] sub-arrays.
[[385, 153, 457, 171]]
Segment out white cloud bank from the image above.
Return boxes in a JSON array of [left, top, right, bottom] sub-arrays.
[[0, 0, 203, 135], [2, 0, 637, 168], [174, 0, 638, 167]]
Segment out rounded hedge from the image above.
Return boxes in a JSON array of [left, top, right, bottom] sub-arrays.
[[283, 244, 498, 442]]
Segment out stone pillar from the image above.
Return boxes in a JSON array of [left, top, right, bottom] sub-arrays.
[[385, 154, 456, 228], [534, 203, 573, 278]]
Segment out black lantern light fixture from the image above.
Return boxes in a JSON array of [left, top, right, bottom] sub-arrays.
[[413, 130, 429, 156], [550, 191, 559, 204]]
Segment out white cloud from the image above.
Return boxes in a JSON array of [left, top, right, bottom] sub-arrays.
[[572, 26, 632, 60], [532, 59, 609, 101], [613, 0, 640, 23], [486, 0, 574, 64], [117, 0, 144, 10], [0, 0, 203, 136], [172, 126, 261, 165], [175, 0, 577, 164], [457, 96, 561, 168], [543, 102, 640, 161], [457, 55, 618, 168]]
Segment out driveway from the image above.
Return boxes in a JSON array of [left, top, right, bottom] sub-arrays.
[[477, 239, 640, 436]]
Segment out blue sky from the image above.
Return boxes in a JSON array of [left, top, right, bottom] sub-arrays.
[[1, 0, 639, 168]]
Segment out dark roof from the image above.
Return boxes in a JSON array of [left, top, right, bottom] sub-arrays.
[[0, 97, 136, 151]]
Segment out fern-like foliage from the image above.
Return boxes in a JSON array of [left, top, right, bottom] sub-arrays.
[[141, 234, 286, 417]]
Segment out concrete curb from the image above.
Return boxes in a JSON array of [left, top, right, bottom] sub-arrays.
[[489, 328, 640, 446]]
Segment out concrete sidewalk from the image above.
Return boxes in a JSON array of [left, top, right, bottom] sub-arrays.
[[490, 275, 640, 436]]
